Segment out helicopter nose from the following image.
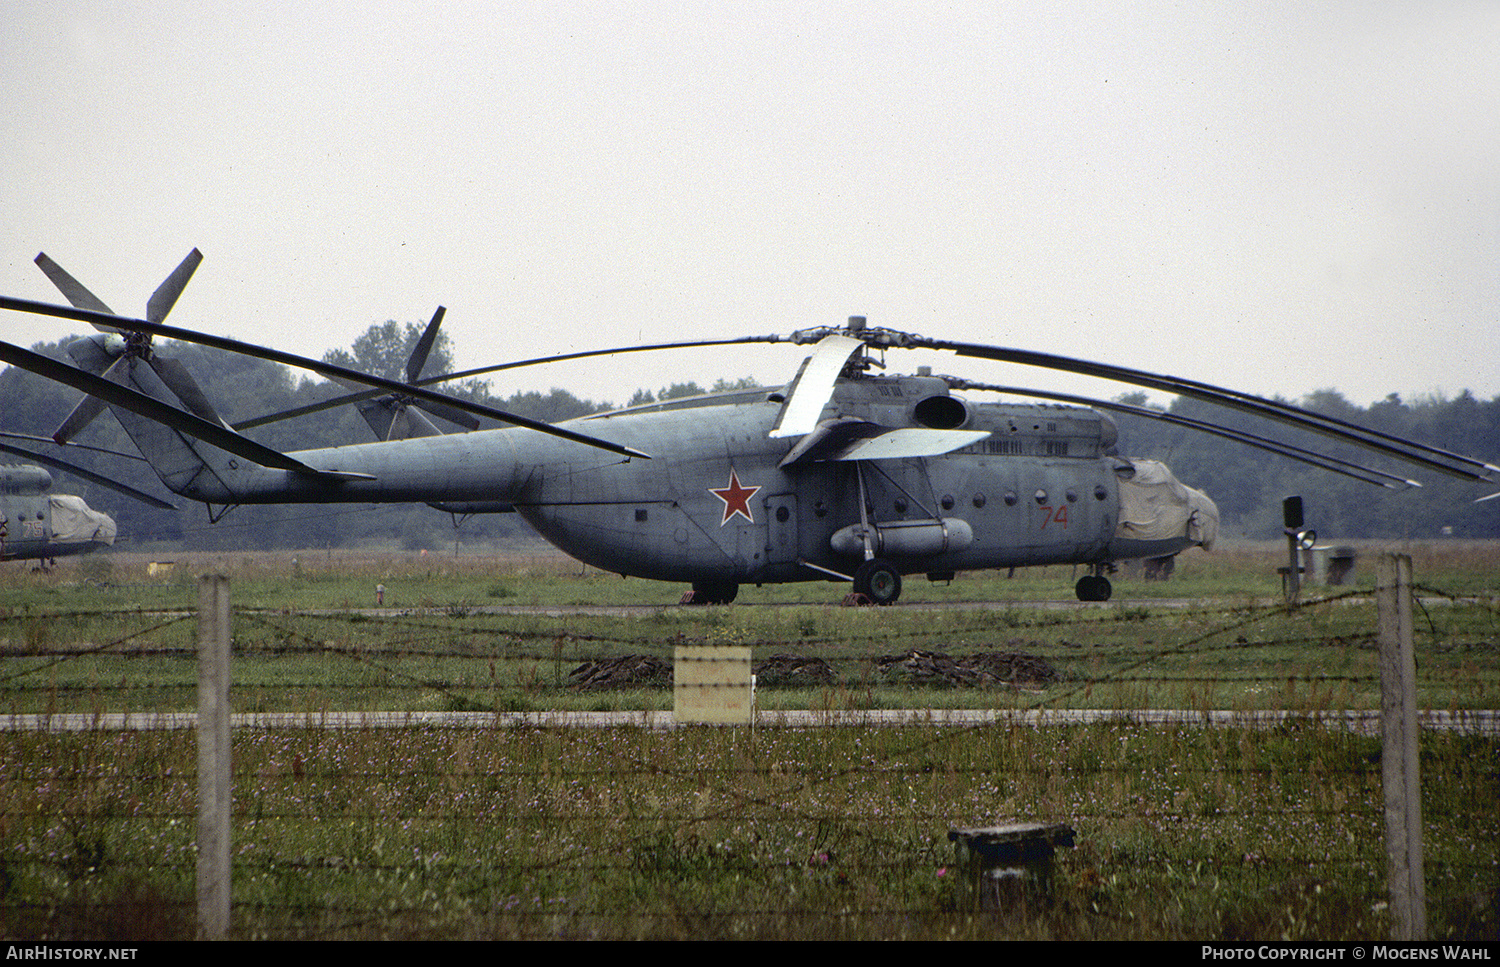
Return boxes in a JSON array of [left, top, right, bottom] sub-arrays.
[[1185, 485, 1219, 551]]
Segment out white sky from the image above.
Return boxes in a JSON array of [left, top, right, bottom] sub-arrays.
[[3, 1, 1497, 411]]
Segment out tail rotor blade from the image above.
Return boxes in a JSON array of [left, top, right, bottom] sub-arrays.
[[53, 394, 110, 445], [412, 397, 482, 430], [149, 355, 225, 425], [52, 356, 127, 443], [34, 253, 118, 320], [146, 248, 203, 325], [405, 306, 446, 385]]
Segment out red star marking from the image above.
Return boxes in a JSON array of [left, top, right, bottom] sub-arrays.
[[710, 468, 761, 526]]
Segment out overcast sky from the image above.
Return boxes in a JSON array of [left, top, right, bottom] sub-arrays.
[[3, 1, 1497, 413]]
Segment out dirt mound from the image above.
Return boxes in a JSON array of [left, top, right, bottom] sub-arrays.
[[875, 649, 1062, 688], [753, 653, 836, 687], [567, 654, 673, 690]]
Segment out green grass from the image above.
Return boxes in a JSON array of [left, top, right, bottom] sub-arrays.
[[2, 578, 1495, 714], [1, 541, 1496, 939], [0, 723, 1494, 940], [6, 537, 1497, 612]]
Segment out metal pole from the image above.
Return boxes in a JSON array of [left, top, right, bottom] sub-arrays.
[[1377, 554, 1425, 940], [196, 574, 231, 940], [1284, 532, 1301, 604]]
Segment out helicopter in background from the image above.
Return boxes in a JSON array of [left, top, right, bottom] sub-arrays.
[[0, 249, 1493, 602], [0, 440, 174, 566], [0, 462, 115, 565]]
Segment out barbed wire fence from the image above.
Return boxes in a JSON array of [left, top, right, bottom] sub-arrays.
[[0, 559, 1496, 940]]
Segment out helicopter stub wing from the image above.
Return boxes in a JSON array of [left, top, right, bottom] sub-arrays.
[[779, 416, 988, 467], [825, 428, 990, 462]]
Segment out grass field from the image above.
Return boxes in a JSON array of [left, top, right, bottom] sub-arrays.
[[0, 540, 1496, 939]]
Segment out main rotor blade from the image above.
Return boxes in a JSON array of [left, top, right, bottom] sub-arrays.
[[0, 431, 149, 463], [415, 335, 798, 389], [0, 340, 327, 475], [945, 378, 1419, 489], [146, 249, 202, 325], [890, 333, 1498, 483], [233, 335, 793, 432], [0, 296, 651, 460], [0, 441, 177, 509]]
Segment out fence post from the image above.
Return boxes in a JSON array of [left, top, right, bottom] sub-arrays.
[[1377, 553, 1425, 941], [197, 574, 231, 940]]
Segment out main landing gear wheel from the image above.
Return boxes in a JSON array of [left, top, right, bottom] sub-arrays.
[[1074, 574, 1112, 602], [853, 559, 903, 605], [683, 580, 738, 605]]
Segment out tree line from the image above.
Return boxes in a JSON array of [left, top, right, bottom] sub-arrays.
[[1108, 390, 1500, 540]]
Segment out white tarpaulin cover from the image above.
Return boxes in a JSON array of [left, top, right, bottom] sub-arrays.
[[1115, 459, 1218, 550], [48, 495, 116, 547]]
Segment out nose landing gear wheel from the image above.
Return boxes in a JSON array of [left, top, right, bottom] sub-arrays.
[[853, 559, 903, 605], [1074, 574, 1112, 602]]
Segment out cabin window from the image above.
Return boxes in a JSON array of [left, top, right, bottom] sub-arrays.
[[635, 509, 648, 522], [1004, 491, 1018, 506], [1034, 490, 1047, 504]]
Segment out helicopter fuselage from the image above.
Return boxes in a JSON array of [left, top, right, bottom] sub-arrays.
[[111, 367, 1215, 589]]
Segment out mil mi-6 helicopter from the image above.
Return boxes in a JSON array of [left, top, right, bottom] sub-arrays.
[[1, 250, 1495, 602], [0, 439, 173, 565], [0, 462, 115, 564]]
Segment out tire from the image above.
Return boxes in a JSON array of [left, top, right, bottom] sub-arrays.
[[1074, 575, 1113, 602], [853, 559, 902, 605]]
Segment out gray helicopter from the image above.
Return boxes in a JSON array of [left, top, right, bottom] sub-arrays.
[[2, 250, 1494, 602], [0, 441, 174, 565], [0, 463, 114, 563]]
